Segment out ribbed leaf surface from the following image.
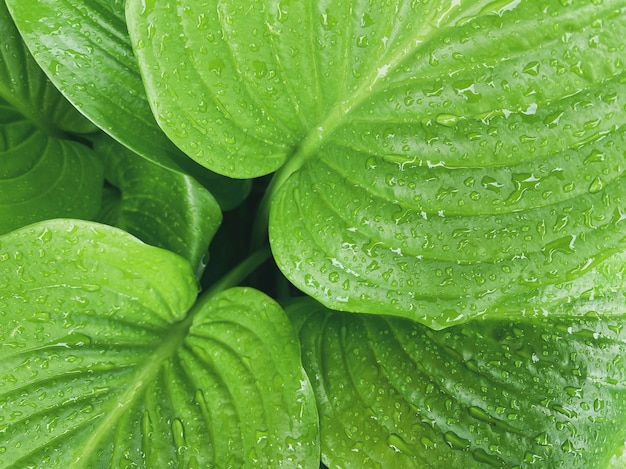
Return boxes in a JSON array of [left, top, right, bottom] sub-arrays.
[[127, 0, 626, 327], [0, 102, 103, 234], [0, 220, 319, 468], [289, 299, 626, 468]]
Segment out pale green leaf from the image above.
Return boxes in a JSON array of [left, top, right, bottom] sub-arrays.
[[268, 1, 626, 328], [0, 0, 94, 134], [0, 219, 319, 468], [127, 0, 626, 327], [289, 298, 626, 468], [93, 135, 222, 275], [0, 101, 103, 234]]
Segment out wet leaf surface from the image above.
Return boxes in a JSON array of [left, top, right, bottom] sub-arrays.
[[289, 298, 626, 468], [0, 220, 319, 468]]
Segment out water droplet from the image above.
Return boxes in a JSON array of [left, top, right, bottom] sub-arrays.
[[589, 176, 604, 193], [37, 228, 53, 243], [387, 433, 416, 456], [172, 418, 186, 452], [356, 35, 369, 48], [47, 333, 92, 348], [30, 311, 51, 322], [543, 110, 564, 128], [523, 61, 540, 76], [534, 432, 549, 446], [481, 175, 503, 192], [542, 235, 575, 263], [436, 114, 459, 127], [565, 386, 583, 398], [420, 436, 435, 449], [584, 149, 605, 164], [468, 406, 495, 425], [443, 431, 470, 450], [473, 448, 505, 467]]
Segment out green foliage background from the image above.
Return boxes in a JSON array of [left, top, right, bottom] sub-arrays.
[[2, 0, 626, 467]]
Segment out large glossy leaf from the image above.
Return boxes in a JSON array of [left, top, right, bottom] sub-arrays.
[[127, 0, 626, 327], [94, 135, 222, 275], [289, 299, 626, 468], [0, 219, 319, 468], [0, 100, 103, 234], [0, 0, 93, 134], [5, 0, 251, 211]]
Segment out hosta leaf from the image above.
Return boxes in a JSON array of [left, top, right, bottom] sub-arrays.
[[127, 0, 626, 327], [289, 299, 626, 468], [5, 0, 252, 211], [94, 135, 222, 275], [0, 100, 103, 234], [0, 219, 319, 468], [0, 0, 93, 135]]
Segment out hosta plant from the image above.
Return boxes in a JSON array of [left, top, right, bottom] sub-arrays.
[[2, 0, 626, 467]]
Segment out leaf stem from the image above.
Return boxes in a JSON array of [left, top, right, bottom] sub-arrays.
[[250, 129, 324, 248], [194, 244, 273, 312]]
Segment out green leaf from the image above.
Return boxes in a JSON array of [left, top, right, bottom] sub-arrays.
[[5, 0, 179, 164], [289, 298, 626, 468], [0, 219, 319, 468], [0, 100, 103, 234], [0, 0, 94, 135], [6, 0, 252, 211], [93, 135, 222, 275], [127, 0, 626, 327]]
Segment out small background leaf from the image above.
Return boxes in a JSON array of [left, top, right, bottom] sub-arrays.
[[94, 134, 222, 275], [289, 299, 626, 468], [0, 220, 319, 468], [5, 0, 178, 164], [0, 100, 103, 234]]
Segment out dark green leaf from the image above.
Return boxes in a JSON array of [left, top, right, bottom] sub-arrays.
[[289, 298, 626, 468], [0, 100, 103, 234], [0, 219, 319, 468], [5, 0, 178, 163]]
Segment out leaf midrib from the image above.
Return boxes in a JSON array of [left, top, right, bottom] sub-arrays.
[[271, 2, 492, 192], [72, 317, 191, 466]]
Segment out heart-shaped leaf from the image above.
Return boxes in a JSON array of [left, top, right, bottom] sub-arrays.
[[94, 135, 222, 275], [0, 101, 103, 234], [0, 219, 319, 468], [0, 0, 94, 134], [289, 298, 626, 468], [127, 0, 626, 327]]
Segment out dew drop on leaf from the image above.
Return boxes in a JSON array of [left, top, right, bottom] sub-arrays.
[[443, 431, 470, 450], [387, 433, 416, 456], [472, 448, 505, 467], [588, 176, 604, 193]]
